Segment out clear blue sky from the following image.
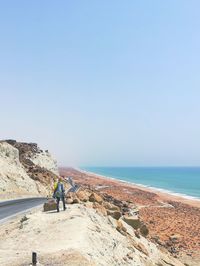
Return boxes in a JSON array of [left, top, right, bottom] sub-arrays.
[[0, 1, 200, 166]]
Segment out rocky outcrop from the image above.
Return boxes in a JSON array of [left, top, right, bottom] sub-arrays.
[[0, 142, 40, 199], [63, 186, 150, 238], [36, 199, 184, 266], [0, 140, 59, 199]]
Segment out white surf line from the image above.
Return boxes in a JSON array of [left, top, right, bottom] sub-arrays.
[[77, 168, 200, 202]]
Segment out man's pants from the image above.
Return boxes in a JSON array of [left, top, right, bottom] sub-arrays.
[[56, 196, 66, 212]]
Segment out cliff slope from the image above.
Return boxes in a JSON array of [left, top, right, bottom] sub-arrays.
[[0, 203, 184, 266], [0, 140, 58, 200]]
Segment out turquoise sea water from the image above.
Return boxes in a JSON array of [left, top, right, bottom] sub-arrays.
[[81, 167, 200, 200]]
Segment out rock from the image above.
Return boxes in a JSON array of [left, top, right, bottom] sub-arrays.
[[139, 224, 149, 237], [66, 198, 73, 204], [130, 239, 149, 256], [123, 256, 128, 262], [107, 216, 117, 228], [116, 220, 127, 236], [103, 202, 120, 211], [107, 210, 121, 220], [152, 235, 158, 240], [93, 202, 107, 216], [76, 190, 90, 202], [89, 192, 103, 204], [43, 200, 57, 212], [72, 198, 80, 204], [135, 230, 140, 239], [5, 140, 58, 175], [65, 192, 80, 204], [122, 201, 129, 208], [123, 215, 141, 229], [113, 199, 124, 208], [166, 240, 173, 247], [48, 199, 55, 203], [136, 243, 149, 256], [66, 192, 74, 199], [169, 234, 182, 243], [157, 240, 165, 246]]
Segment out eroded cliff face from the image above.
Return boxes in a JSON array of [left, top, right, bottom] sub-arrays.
[[0, 140, 59, 200]]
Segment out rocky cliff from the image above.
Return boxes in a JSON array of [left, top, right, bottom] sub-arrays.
[[0, 140, 58, 200], [0, 187, 185, 266]]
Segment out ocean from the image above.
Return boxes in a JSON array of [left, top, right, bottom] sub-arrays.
[[81, 167, 200, 200]]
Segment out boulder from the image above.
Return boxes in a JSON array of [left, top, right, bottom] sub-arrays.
[[169, 234, 182, 243], [72, 198, 80, 204], [139, 224, 149, 237], [116, 220, 127, 236], [76, 190, 90, 202], [65, 191, 80, 204], [66, 198, 73, 204], [43, 200, 57, 212], [107, 210, 122, 220], [103, 201, 120, 211], [93, 202, 107, 216], [89, 192, 103, 204], [123, 215, 141, 229], [66, 192, 74, 199], [166, 240, 173, 247]]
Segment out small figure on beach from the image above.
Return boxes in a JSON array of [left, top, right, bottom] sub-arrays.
[[53, 177, 66, 212]]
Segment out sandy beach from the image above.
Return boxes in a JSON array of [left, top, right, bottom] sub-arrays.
[[60, 167, 200, 265], [76, 168, 200, 208]]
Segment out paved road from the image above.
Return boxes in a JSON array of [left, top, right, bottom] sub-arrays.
[[0, 197, 46, 222]]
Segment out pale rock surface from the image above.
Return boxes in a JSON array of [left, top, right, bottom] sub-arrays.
[[0, 141, 58, 200], [0, 204, 184, 266], [29, 150, 58, 175], [0, 142, 39, 199]]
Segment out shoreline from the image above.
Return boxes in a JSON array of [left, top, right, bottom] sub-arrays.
[[77, 168, 200, 208]]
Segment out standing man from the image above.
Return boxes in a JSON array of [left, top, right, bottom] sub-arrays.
[[53, 177, 66, 212]]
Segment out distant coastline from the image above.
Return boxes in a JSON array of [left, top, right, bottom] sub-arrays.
[[78, 167, 200, 207]]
